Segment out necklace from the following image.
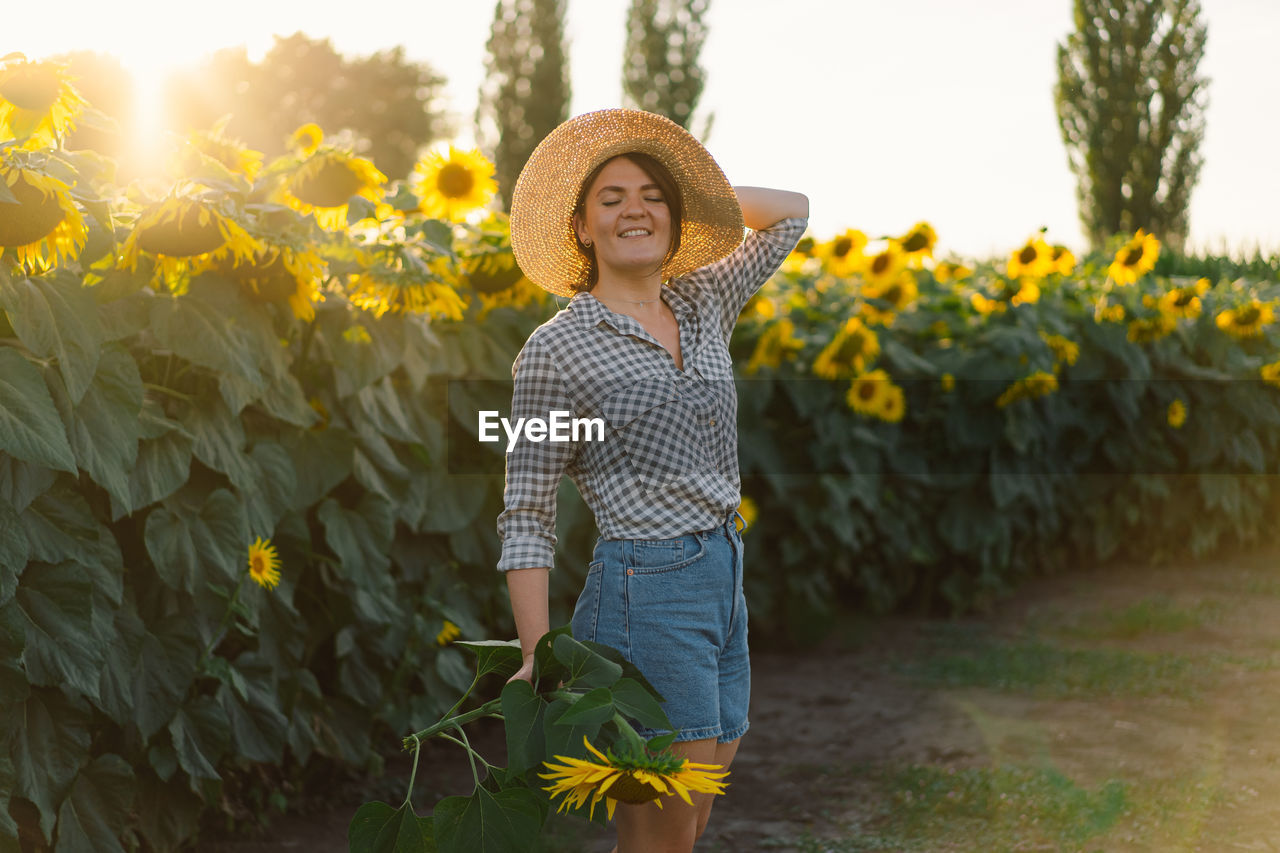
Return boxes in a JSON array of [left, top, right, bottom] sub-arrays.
[[595, 294, 661, 307]]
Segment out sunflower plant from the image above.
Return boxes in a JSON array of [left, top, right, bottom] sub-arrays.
[[349, 626, 727, 853]]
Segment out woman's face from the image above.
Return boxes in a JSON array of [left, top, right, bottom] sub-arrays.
[[573, 156, 673, 281]]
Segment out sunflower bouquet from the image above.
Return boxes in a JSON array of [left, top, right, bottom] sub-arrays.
[[349, 626, 729, 853]]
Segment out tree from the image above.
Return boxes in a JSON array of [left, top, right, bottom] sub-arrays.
[[476, 0, 572, 211], [622, 0, 711, 133], [164, 33, 449, 180], [1055, 0, 1208, 253]]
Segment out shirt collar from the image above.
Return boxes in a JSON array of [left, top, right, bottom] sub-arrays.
[[567, 286, 694, 333]]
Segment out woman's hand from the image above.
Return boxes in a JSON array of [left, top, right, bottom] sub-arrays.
[[507, 652, 536, 685]]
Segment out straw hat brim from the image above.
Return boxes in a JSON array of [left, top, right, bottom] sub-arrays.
[[509, 108, 745, 297]]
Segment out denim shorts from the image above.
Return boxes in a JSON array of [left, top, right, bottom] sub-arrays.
[[570, 509, 750, 744]]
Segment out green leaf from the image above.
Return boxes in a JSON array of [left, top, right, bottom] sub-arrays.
[[317, 495, 396, 622], [134, 767, 202, 853], [0, 454, 56, 513], [499, 678, 546, 777], [217, 654, 288, 764], [552, 687, 614, 729], [168, 697, 230, 782], [0, 497, 28, 606], [147, 284, 264, 386], [455, 639, 522, 681], [94, 598, 145, 727], [531, 626, 572, 692], [11, 687, 91, 844], [146, 487, 248, 593], [133, 615, 199, 739], [15, 561, 103, 700], [349, 801, 436, 853], [184, 395, 256, 492], [543, 697, 605, 766], [243, 441, 297, 539], [281, 427, 354, 510], [0, 751, 18, 846], [579, 640, 665, 702], [552, 633, 622, 689], [433, 786, 541, 853], [0, 348, 77, 474], [54, 754, 136, 853], [0, 271, 104, 404], [143, 507, 200, 593], [609, 677, 672, 732], [0, 602, 28, 706], [45, 345, 143, 511], [115, 425, 193, 519]]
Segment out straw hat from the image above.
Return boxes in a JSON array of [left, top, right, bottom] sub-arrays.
[[509, 108, 744, 297]]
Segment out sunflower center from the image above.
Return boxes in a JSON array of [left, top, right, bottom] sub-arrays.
[[1238, 305, 1260, 325], [835, 333, 866, 361], [857, 380, 878, 401], [437, 163, 475, 199], [609, 774, 666, 805], [832, 236, 852, 258], [291, 158, 364, 208], [870, 253, 890, 274], [0, 66, 61, 111], [902, 231, 928, 253], [250, 555, 266, 575], [0, 176, 65, 246], [1174, 291, 1193, 307], [883, 284, 902, 305], [1121, 246, 1144, 266], [1018, 245, 1037, 264]]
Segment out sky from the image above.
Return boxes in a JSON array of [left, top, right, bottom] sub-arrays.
[[10, 0, 1279, 260]]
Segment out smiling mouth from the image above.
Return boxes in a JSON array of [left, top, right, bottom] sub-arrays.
[[618, 228, 651, 238]]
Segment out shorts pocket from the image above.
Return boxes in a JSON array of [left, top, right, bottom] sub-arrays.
[[571, 560, 604, 640], [600, 378, 705, 492], [629, 535, 706, 575]]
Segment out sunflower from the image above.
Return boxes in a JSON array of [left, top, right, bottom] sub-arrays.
[[0, 154, 86, 269], [940, 373, 955, 392], [179, 123, 263, 182], [813, 316, 879, 379], [898, 221, 937, 267], [932, 260, 972, 284], [736, 495, 757, 530], [1049, 244, 1076, 276], [278, 144, 387, 230], [0, 56, 88, 149], [1039, 332, 1080, 367], [970, 291, 1007, 317], [1158, 278, 1209, 320], [1126, 312, 1176, 344], [227, 242, 328, 322], [410, 145, 498, 222], [877, 382, 906, 423], [1167, 399, 1187, 429], [247, 537, 281, 590], [861, 270, 918, 319], [291, 123, 324, 157], [816, 229, 867, 277], [1260, 361, 1280, 390], [860, 240, 907, 288], [995, 371, 1059, 408], [1007, 237, 1054, 279], [541, 735, 729, 822], [348, 253, 468, 321], [120, 192, 263, 290], [846, 369, 892, 417], [435, 620, 461, 646], [1215, 300, 1274, 339], [747, 317, 805, 375], [1108, 229, 1160, 285], [1093, 298, 1125, 324], [781, 235, 817, 274]]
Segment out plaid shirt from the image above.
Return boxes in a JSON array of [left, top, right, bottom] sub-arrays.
[[496, 216, 808, 572]]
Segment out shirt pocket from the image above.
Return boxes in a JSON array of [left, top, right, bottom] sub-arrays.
[[599, 377, 706, 492]]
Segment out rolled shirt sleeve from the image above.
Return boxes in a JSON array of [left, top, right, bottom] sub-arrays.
[[685, 216, 809, 342], [496, 334, 578, 572]]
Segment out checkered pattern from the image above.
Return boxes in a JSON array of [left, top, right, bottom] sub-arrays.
[[496, 216, 808, 572]]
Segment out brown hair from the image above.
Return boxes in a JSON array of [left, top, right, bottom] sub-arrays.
[[569, 152, 684, 292]]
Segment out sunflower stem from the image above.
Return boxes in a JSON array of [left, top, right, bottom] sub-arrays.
[[403, 698, 503, 749], [199, 570, 247, 663], [402, 733, 422, 807], [611, 712, 649, 756], [452, 724, 481, 788]]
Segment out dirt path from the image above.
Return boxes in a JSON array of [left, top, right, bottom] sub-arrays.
[[200, 542, 1280, 852]]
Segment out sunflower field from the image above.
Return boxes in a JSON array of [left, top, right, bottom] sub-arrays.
[[4, 53, 1280, 850]]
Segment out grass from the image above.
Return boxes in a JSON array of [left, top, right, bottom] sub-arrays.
[[894, 633, 1207, 698]]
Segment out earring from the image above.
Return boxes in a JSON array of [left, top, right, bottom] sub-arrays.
[[582, 238, 592, 247]]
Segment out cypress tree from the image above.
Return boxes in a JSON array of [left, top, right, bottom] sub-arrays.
[[1055, 0, 1209, 253], [622, 0, 711, 132], [477, 0, 572, 211]]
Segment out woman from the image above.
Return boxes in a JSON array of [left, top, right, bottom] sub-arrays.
[[497, 108, 808, 852]]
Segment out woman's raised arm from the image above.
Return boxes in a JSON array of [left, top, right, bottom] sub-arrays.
[[733, 186, 809, 231]]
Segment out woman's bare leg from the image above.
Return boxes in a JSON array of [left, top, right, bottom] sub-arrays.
[[608, 735, 743, 853]]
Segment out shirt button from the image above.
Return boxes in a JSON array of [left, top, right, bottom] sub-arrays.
[[709, 418, 716, 425]]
